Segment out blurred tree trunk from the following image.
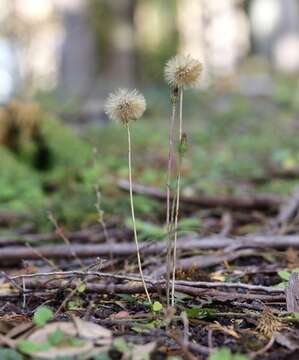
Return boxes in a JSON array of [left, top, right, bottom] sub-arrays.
[[177, 0, 249, 78], [250, 0, 299, 73], [105, 0, 137, 87], [177, 0, 206, 66], [59, 2, 96, 98]]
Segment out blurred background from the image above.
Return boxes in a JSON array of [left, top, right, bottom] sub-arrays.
[[1, 0, 299, 233], [1, 0, 299, 101]]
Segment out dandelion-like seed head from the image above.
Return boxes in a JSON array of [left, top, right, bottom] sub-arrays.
[[104, 88, 146, 124], [164, 55, 203, 88]]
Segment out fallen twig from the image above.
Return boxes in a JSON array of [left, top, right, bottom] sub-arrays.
[[0, 211, 30, 226], [174, 280, 284, 294], [0, 225, 128, 246], [153, 248, 258, 275], [170, 331, 198, 360], [8, 270, 154, 283], [117, 179, 283, 211], [2, 234, 299, 262], [268, 186, 299, 234], [9, 281, 286, 302], [249, 167, 299, 185], [249, 335, 275, 359], [2, 271, 286, 303], [6, 270, 284, 293]]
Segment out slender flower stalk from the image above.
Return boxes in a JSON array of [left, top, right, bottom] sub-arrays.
[[164, 55, 203, 306], [165, 87, 178, 307], [171, 88, 183, 306], [126, 123, 151, 304], [105, 88, 151, 304]]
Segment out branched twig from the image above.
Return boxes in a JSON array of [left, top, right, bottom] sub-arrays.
[[25, 242, 60, 271], [48, 212, 83, 268], [8, 270, 154, 283], [0, 271, 23, 292], [3, 235, 299, 262], [2, 271, 285, 303], [173, 280, 284, 293], [249, 335, 275, 359], [117, 180, 283, 211], [5, 270, 284, 293], [170, 331, 198, 360]]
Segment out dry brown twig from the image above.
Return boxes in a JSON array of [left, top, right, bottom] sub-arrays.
[[4, 234, 299, 263], [4, 269, 284, 294], [1, 270, 286, 303], [117, 179, 283, 211], [48, 212, 84, 268]]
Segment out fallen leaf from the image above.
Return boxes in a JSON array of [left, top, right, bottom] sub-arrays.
[[33, 307, 53, 327], [275, 330, 299, 351], [131, 342, 156, 360], [210, 272, 226, 282], [210, 322, 240, 339], [73, 317, 112, 344], [111, 311, 130, 320], [22, 318, 112, 359]]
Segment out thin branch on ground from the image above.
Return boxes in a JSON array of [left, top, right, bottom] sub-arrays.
[[117, 179, 283, 211], [48, 212, 84, 268], [4, 270, 284, 293]]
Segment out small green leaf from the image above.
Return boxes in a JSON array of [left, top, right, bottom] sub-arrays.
[[174, 292, 192, 302], [288, 312, 299, 319], [131, 326, 149, 334], [47, 328, 65, 346], [278, 270, 290, 281], [186, 307, 216, 319], [125, 218, 165, 241], [33, 306, 54, 327], [208, 347, 248, 360], [77, 281, 86, 293], [132, 322, 156, 334], [67, 337, 86, 347], [67, 300, 80, 310], [116, 293, 137, 304], [17, 340, 51, 354], [209, 347, 231, 360], [178, 217, 200, 232], [152, 301, 163, 312], [185, 307, 202, 318], [0, 348, 22, 360], [178, 133, 188, 155], [273, 281, 287, 289], [113, 337, 130, 353], [93, 352, 111, 360]]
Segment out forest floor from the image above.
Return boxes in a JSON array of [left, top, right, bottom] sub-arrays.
[[1, 75, 299, 359]]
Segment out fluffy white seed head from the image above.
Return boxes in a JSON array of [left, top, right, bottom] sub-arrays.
[[164, 55, 203, 88], [104, 88, 146, 124]]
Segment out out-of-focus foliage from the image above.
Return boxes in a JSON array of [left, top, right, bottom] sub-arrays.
[[0, 147, 44, 212], [135, 0, 178, 83], [2, 74, 299, 230], [88, 0, 178, 84]]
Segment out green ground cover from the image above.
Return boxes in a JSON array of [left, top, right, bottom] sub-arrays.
[[2, 76, 299, 230]]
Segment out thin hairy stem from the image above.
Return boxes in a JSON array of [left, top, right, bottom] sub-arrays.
[[126, 123, 152, 304], [166, 102, 176, 307], [171, 88, 184, 306]]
